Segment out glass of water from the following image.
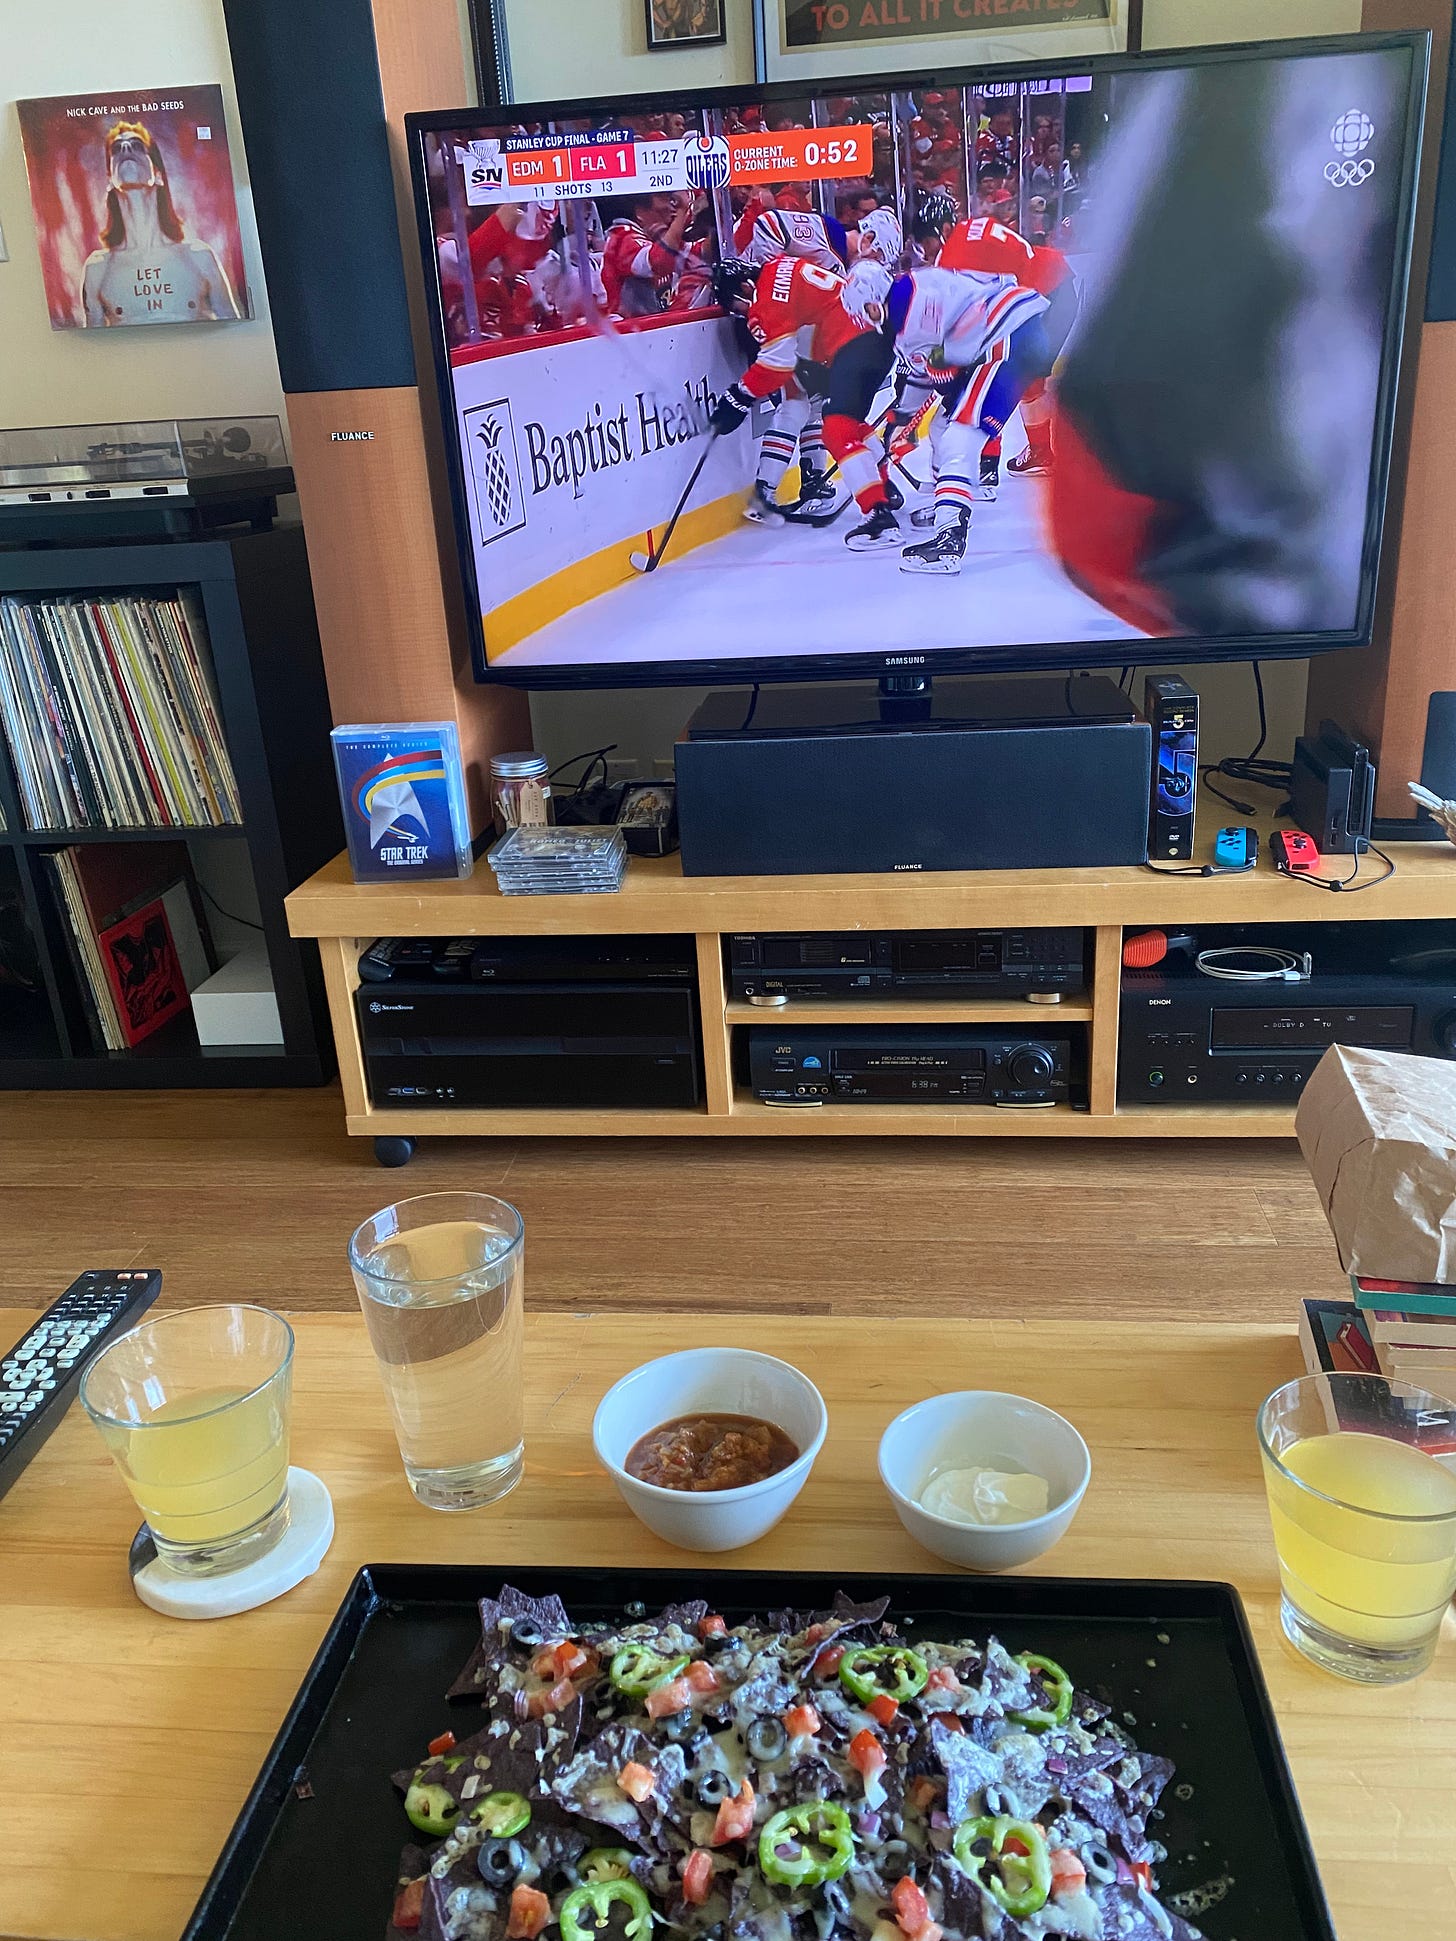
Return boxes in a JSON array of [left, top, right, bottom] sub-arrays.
[[349, 1192, 525, 1510]]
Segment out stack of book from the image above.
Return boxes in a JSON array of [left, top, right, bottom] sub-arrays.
[[44, 843, 212, 1051], [0, 591, 242, 830], [1301, 1276, 1456, 1401]]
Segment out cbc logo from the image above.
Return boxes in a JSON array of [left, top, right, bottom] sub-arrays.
[[1326, 108, 1376, 187]]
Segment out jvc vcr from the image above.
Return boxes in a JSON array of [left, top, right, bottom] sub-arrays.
[[730, 928, 1086, 1002], [749, 1027, 1075, 1107]]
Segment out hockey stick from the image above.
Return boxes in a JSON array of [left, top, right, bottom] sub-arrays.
[[630, 431, 721, 575]]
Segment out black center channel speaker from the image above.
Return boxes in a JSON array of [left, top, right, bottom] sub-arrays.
[[674, 677, 1152, 876]]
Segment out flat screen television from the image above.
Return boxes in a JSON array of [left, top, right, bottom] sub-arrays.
[[407, 32, 1427, 691]]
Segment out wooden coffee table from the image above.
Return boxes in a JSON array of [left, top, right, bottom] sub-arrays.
[[0, 1312, 1450, 1941]]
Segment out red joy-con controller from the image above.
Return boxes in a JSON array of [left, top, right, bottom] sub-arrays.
[[1272, 829, 1320, 873]]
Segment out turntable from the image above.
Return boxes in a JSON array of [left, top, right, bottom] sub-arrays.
[[0, 417, 294, 541]]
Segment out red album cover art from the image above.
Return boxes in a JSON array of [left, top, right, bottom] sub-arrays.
[[16, 84, 250, 330], [97, 896, 187, 1046]]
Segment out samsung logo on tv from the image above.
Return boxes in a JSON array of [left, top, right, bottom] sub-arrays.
[[885, 655, 926, 665]]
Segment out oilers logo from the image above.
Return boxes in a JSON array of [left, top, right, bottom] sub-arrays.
[[682, 133, 731, 192]]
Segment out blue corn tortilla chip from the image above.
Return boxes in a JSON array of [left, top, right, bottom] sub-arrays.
[[930, 1718, 1003, 1824], [930, 1854, 1016, 1941], [548, 1722, 691, 1857], [1089, 1882, 1203, 1941], [448, 1588, 576, 1703], [769, 1592, 891, 1639]]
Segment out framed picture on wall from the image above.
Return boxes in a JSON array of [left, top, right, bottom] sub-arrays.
[[647, 0, 729, 50], [15, 84, 251, 330], [754, 0, 1134, 83]]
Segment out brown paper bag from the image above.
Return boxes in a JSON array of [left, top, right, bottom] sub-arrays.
[[1295, 1045, 1456, 1282]]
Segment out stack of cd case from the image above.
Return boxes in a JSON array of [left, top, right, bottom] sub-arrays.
[[488, 826, 627, 895]]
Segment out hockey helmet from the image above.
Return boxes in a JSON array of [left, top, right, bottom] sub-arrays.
[[857, 207, 904, 265], [841, 259, 893, 328], [914, 189, 958, 240], [712, 256, 760, 313]]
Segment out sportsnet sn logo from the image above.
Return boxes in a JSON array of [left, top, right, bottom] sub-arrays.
[[682, 134, 731, 192], [464, 401, 528, 544]]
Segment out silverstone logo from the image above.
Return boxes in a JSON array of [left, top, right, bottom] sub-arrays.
[[465, 401, 528, 544], [1326, 108, 1375, 187], [682, 133, 731, 191]]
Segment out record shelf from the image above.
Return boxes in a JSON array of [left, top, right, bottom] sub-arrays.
[[0, 527, 339, 1088]]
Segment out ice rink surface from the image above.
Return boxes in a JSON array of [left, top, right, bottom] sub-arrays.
[[492, 450, 1143, 670]]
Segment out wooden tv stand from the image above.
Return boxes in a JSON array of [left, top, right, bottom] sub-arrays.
[[286, 817, 1456, 1152]]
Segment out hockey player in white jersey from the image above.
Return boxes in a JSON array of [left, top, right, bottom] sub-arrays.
[[744, 206, 851, 273], [883, 266, 1051, 574]]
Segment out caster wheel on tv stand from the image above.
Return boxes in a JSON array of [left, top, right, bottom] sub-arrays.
[[373, 1136, 417, 1169]]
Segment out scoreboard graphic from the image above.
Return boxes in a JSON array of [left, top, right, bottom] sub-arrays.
[[461, 125, 875, 205]]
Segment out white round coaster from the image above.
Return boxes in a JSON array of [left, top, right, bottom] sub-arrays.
[[130, 1468, 335, 1620]]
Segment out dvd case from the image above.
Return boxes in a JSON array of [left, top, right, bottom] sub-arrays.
[[331, 722, 473, 882]]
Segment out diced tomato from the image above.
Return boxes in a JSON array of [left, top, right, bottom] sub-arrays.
[[391, 1878, 426, 1932], [866, 1694, 899, 1728], [646, 1676, 693, 1719], [699, 1614, 727, 1640], [526, 1676, 577, 1719], [1049, 1849, 1087, 1899], [1130, 1861, 1153, 1894], [681, 1849, 715, 1905], [531, 1647, 559, 1680], [805, 1622, 827, 1646], [925, 1667, 962, 1695], [507, 1885, 551, 1940], [936, 1716, 965, 1735], [618, 1761, 657, 1804], [849, 1728, 887, 1779], [892, 1877, 931, 1937], [553, 1641, 591, 1680], [426, 1729, 456, 1756], [914, 1924, 942, 1941], [710, 1779, 755, 1846], [1002, 1832, 1031, 1858], [784, 1703, 821, 1738], [906, 1775, 944, 1812], [686, 1661, 720, 1695], [812, 1642, 847, 1681]]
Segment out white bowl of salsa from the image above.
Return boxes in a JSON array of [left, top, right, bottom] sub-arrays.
[[593, 1348, 828, 1552]]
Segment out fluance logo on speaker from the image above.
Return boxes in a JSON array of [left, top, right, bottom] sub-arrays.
[[522, 375, 717, 500]]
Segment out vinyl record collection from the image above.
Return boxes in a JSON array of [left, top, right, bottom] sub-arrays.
[[0, 591, 241, 830]]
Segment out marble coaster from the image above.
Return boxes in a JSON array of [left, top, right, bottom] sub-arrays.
[[128, 1467, 335, 1620]]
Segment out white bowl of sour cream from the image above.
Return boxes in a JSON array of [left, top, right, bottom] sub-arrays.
[[877, 1391, 1091, 1572]]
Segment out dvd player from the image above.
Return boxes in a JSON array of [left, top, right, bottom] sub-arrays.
[[748, 1026, 1075, 1107], [729, 929, 1085, 1003]]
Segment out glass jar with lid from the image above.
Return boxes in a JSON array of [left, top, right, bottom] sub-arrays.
[[491, 752, 552, 832]]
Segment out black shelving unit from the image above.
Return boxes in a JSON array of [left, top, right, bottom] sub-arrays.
[[0, 526, 340, 1087]]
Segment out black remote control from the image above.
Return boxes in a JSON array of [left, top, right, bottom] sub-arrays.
[[0, 1269, 162, 1503]]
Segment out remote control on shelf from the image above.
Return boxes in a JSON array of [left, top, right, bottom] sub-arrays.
[[0, 1269, 162, 1503]]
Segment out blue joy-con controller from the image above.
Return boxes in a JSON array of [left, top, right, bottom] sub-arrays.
[[1214, 826, 1258, 869]]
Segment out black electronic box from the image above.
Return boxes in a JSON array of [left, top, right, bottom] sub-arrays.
[[355, 937, 701, 1109], [748, 1026, 1075, 1108], [729, 929, 1085, 1002], [1119, 931, 1456, 1103]]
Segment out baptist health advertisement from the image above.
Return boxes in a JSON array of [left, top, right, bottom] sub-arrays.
[[449, 317, 755, 661]]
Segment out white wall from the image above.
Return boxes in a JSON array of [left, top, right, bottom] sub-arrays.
[[1144, 0, 1363, 47], [0, 0, 284, 429], [505, 0, 755, 101]]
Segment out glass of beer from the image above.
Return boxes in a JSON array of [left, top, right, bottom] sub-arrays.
[[1258, 1372, 1456, 1683], [349, 1192, 525, 1511], [80, 1305, 295, 1577]]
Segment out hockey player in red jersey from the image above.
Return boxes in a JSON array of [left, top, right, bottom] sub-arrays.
[[939, 214, 1077, 480], [709, 254, 897, 549]]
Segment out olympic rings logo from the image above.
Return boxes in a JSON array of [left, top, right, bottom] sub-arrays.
[[1325, 158, 1376, 187]]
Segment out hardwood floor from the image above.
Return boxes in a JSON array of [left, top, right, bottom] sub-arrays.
[[0, 1086, 1349, 1324]]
